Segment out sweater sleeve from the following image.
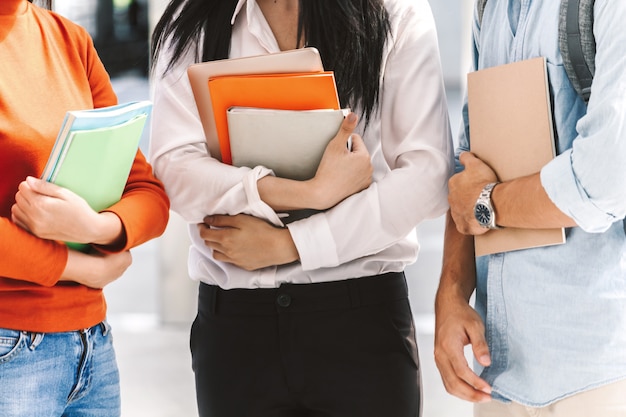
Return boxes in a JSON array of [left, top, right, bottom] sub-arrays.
[[98, 149, 170, 253], [82, 26, 170, 252], [82, 26, 118, 109], [0, 220, 67, 286]]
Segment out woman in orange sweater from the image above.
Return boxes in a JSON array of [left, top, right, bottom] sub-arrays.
[[0, 1, 170, 416]]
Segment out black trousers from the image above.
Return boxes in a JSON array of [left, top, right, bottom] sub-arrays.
[[190, 272, 422, 417]]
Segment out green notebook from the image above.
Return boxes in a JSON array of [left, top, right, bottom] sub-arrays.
[[47, 114, 148, 251]]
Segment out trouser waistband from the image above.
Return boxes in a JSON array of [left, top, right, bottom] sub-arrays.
[[198, 272, 408, 315]]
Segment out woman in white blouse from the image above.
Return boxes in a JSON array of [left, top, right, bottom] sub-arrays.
[[150, 1, 453, 416]]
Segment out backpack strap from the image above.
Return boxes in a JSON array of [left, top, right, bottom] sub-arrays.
[[479, 0, 596, 102], [477, 0, 488, 26], [559, 0, 596, 103]]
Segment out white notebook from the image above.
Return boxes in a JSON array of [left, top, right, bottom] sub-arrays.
[[227, 107, 349, 181]]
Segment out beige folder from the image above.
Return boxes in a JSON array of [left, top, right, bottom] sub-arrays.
[[467, 56, 566, 256]]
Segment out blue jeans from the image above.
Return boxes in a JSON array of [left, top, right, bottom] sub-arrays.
[[0, 322, 120, 417]]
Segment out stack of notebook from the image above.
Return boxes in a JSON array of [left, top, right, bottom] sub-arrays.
[[41, 100, 152, 250], [187, 47, 347, 180]]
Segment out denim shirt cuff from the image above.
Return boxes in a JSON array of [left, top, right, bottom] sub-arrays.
[[541, 150, 617, 233]]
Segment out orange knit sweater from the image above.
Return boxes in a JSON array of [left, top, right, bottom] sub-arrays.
[[0, 1, 170, 332]]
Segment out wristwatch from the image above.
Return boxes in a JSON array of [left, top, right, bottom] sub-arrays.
[[474, 182, 501, 229]]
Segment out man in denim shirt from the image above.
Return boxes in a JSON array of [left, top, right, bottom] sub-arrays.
[[434, 0, 626, 416]]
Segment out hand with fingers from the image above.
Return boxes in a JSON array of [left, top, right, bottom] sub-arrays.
[[11, 176, 133, 289], [199, 214, 299, 271], [11, 176, 124, 246], [448, 151, 499, 235], [256, 111, 372, 213], [434, 293, 493, 403], [307, 112, 373, 210]]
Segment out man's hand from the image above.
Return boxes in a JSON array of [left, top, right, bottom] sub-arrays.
[[448, 152, 498, 235], [434, 292, 492, 403], [198, 214, 299, 271]]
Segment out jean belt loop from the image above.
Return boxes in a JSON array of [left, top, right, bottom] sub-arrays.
[[28, 332, 44, 351], [347, 279, 361, 308], [100, 321, 111, 336]]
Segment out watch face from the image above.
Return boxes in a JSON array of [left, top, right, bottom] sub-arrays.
[[474, 203, 492, 227]]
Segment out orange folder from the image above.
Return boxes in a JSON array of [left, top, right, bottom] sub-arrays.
[[208, 71, 340, 164]]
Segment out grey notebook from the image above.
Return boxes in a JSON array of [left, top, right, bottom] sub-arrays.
[[227, 107, 349, 181]]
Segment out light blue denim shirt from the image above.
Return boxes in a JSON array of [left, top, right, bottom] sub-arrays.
[[456, 0, 626, 407]]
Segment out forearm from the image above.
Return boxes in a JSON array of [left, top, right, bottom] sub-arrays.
[[153, 145, 281, 224], [258, 114, 371, 213], [257, 176, 321, 211], [433, 216, 493, 402], [492, 173, 577, 229], [59, 250, 99, 282], [435, 211, 477, 308], [88, 211, 125, 246], [59, 249, 131, 289]]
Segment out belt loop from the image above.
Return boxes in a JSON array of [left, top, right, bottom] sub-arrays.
[[28, 332, 44, 351], [100, 321, 111, 336], [199, 282, 219, 315], [347, 279, 361, 308], [210, 285, 218, 315]]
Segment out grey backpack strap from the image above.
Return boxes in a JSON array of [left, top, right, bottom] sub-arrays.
[[477, 0, 488, 26], [480, 0, 595, 102], [560, 2, 625, 232], [559, 0, 596, 103]]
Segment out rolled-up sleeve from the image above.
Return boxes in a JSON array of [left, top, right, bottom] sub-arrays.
[[149, 50, 282, 226], [540, 0, 626, 233]]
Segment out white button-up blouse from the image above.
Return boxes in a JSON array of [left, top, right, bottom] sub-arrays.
[[149, 0, 454, 289]]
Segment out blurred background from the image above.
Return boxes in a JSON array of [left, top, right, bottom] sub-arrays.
[[52, 1, 474, 416]]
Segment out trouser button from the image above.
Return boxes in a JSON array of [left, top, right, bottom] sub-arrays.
[[276, 293, 291, 308]]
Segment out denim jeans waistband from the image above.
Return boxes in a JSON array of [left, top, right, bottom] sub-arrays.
[[0, 321, 111, 350], [198, 272, 408, 315]]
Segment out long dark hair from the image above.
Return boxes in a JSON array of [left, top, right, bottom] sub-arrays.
[[151, 0, 391, 125], [29, 0, 52, 10]]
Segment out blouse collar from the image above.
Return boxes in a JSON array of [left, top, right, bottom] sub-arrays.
[[231, 0, 247, 25]]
